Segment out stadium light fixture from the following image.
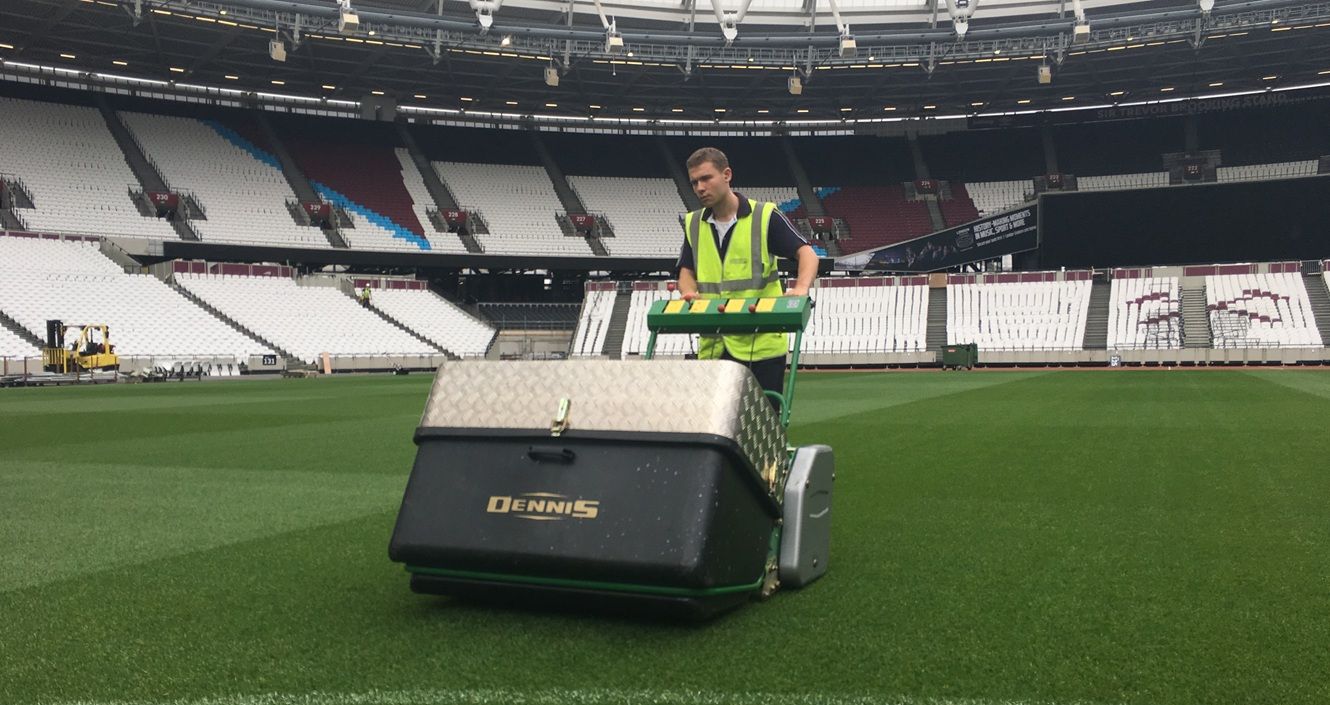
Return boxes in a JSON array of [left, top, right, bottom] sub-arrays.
[[671, 107, 684, 112], [169, 67, 185, 73], [787, 74, 803, 95], [472, 0, 501, 30], [60, 53, 76, 59], [949, 0, 976, 39], [113, 60, 128, 66], [322, 84, 336, 90], [883, 106, 896, 111], [1038, 64, 1052, 84], [500, 35, 512, 47], [271, 79, 285, 85], [414, 94, 427, 99], [923, 104, 936, 109], [269, 38, 287, 62], [505, 100, 519, 106], [545, 102, 557, 108], [225, 74, 239, 80], [1109, 90, 1125, 96], [543, 64, 559, 87], [796, 108, 810, 113], [1209, 81, 1224, 87], [371, 89, 385, 95], [1017, 98, 1032, 104], [1071, 0, 1090, 44], [1161, 86, 1175, 91], [337, 0, 360, 34], [1262, 75, 1278, 81]]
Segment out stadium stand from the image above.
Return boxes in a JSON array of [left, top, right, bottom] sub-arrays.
[[0, 98, 177, 239], [1079, 172, 1171, 191], [392, 149, 469, 253], [948, 279, 1092, 350], [939, 184, 981, 227], [0, 323, 38, 360], [804, 280, 929, 354], [272, 117, 433, 251], [175, 274, 438, 363], [820, 185, 934, 253], [368, 287, 494, 357], [741, 187, 802, 213], [570, 289, 616, 357], [1108, 277, 1182, 349], [621, 287, 698, 357], [1206, 273, 1323, 347], [119, 111, 324, 247], [566, 176, 683, 256], [1197, 102, 1330, 166], [435, 162, 591, 255], [963, 180, 1031, 217], [1216, 161, 1320, 183], [0, 235, 262, 359], [479, 303, 581, 329]]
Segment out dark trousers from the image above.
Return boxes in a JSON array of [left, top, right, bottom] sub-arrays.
[[720, 350, 787, 413]]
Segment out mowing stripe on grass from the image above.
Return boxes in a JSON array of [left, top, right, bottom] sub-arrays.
[[37, 689, 1126, 705], [790, 370, 1049, 426]]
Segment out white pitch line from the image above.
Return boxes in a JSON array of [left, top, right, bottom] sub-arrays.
[[36, 688, 1129, 705]]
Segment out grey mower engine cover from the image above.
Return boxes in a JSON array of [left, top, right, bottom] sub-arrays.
[[389, 359, 814, 618], [780, 444, 833, 588]]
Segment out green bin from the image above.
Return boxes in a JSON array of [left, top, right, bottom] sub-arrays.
[[941, 343, 978, 370]]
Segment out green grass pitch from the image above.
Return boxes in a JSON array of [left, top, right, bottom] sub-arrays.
[[3, 369, 1330, 705]]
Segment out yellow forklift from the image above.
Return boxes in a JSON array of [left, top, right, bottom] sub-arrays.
[[43, 320, 119, 374]]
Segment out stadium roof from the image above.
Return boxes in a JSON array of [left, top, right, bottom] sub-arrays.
[[3, 0, 1330, 123]]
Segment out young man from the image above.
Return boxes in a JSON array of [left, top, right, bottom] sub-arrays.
[[676, 147, 820, 408]]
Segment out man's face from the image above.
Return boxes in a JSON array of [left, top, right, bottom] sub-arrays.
[[688, 161, 731, 209]]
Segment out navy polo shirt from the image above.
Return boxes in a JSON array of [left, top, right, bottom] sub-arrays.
[[676, 192, 811, 273]]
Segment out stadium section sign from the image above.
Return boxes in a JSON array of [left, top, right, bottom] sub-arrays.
[[836, 205, 1038, 272]]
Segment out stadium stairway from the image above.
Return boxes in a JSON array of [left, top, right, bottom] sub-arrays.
[[1182, 286, 1214, 348], [600, 287, 635, 357], [97, 100, 201, 242], [169, 281, 299, 365], [1304, 272, 1330, 344], [395, 126, 483, 254], [1083, 279, 1111, 349], [657, 136, 701, 211], [926, 286, 948, 353], [0, 208, 25, 231], [0, 308, 43, 350]]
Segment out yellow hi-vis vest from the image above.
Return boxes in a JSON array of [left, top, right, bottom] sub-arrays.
[[684, 199, 787, 361]]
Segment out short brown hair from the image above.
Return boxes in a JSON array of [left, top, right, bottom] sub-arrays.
[[686, 147, 729, 172]]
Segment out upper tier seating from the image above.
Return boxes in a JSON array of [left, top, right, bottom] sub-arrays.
[[0, 236, 262, 359], [940, 184, 981, 227], [1079, 172, 1170, 192], [392, 149, 469, 253], [1216, 161, 1320, 183], [570, 290, 616, 357], [1108, 277, 1182, 349], [435, 162, 592, 256], [120, 112, 325, 248], [964, 181, 1031, 217], [369, 288, 494, 357], [567, 176, 685, 257], [478, 303, 581, 329], [0, 98, 177, 239], [821, 185, 933, 254], [176, 274, 438, 363], [948, 280, 1092, 350], [276, 120, 433, 252], [804, 282, 928, 354], [1206, 273, 1323, 348], [741, 187, 802, 212]]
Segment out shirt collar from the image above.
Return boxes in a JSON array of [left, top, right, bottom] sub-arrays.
[[702, 191, 751, 222]]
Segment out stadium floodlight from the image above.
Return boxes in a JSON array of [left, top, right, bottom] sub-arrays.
[[269, 38, 287, 62], [1037, 63, 1051, 84], [337, 0, 360, 33], [471, 0, 502, 30], [604, 20, 624, 54], [839, 31, 857, 59], [1198, 0, 1214, 13], [787, 74, 803, 95], [948, 0, 977, 39], [1070, 0, 1089, 44], [708, 0, 754, 45], [544, 64, 559, 87]]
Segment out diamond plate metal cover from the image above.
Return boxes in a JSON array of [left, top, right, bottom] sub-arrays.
[[419, 359, 787, 479]]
